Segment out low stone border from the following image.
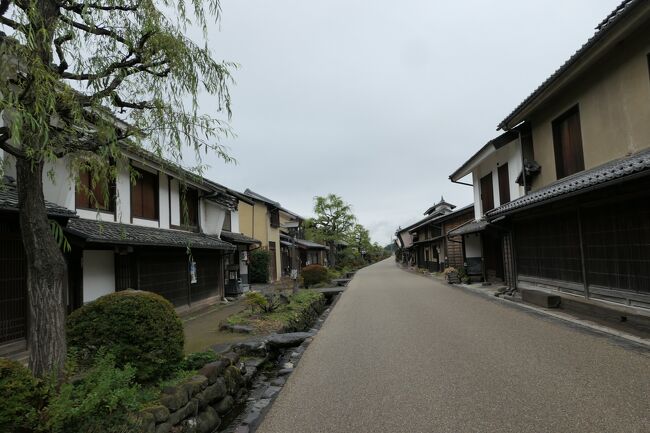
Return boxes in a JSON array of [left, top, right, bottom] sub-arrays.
[[138, 351, 246, 433], [227, 297, 342, 433]]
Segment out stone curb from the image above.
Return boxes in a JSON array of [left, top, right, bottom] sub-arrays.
[[243, 285, 347, 433]]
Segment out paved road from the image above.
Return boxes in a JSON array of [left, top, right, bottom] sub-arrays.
[[256, 259, 650, 433]]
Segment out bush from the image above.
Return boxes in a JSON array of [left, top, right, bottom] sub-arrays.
[[45, 350, 142, 433], [0, 358, 40, 433], [178, 351, 219, 371], [249, 249, 270, 283], [302, 264, 329, 288], [67, 290, 184, 383], [244, 291, 280, 313]]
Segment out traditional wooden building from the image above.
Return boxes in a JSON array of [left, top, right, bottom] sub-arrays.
[[455, 0, 650, 309], [449, 128, 528, 283], [397, 198, 473, 272], [0, 146, 250, 358]]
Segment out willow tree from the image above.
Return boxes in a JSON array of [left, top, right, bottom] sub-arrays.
[[0, 0, 234, 377]]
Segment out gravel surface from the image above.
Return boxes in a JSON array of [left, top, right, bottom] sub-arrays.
[[255, 259, 650, 433]]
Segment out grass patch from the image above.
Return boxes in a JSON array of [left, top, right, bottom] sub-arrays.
[[139, 369, 198, 407], [226, 290, 324, 334]]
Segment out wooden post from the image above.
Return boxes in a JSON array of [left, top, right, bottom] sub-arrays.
[[577, 208, 589, 299]]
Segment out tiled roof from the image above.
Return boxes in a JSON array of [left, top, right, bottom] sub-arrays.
[[498, 0, 641, 130], [243, 188, 281, 207], [0, 183, 77, 218], [66, 218, 235, 250], [295, 238, 328, 250], [220, 231, 260, 245], [205, 192, 238, 211], [447, 219, 489, 237], [243, 188, 302, 219], [487, 147, 650, 218], [406, 204, 474, 234]]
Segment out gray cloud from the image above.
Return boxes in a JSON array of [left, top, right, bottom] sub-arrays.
[[187, 0, 621, 244]]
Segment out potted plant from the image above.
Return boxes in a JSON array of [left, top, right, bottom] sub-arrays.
[[443, 267, 459, 283]]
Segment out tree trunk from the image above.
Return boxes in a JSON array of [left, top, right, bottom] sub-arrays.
[[16, 158, 68, 378], [328, 241, 336, 268]]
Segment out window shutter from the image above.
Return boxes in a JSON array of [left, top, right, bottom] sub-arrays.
[[498, 164, 510, 205], [480, 173, 494, 213]]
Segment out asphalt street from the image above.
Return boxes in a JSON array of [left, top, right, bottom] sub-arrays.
[[256, 259, 650, 433]]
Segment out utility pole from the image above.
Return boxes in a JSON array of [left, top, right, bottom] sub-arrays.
[[291, 234, 299, 294]]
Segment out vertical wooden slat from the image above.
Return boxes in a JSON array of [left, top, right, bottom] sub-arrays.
[[498, 164, 510, 205]]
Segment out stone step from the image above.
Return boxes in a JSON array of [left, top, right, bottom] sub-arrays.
[[521, 289, 562, 308]]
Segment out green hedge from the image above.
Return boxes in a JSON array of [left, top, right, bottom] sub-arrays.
[[301, 264, 329, 288], [0, 358, 40, 433], [249, 249, 270, 283], [67, 290, 184, 383]]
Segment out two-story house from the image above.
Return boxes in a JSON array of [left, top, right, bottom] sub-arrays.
[[448, 128, 529, 283], [396, 198, 473, 272], [238, 189, 300, 282], [460, 0, 650, 309], [0, 145, 245, 356]]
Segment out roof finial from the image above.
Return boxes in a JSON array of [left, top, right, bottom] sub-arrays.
[[440, 195, 445, 203]]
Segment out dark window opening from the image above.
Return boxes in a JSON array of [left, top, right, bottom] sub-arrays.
[[498, 163, 510, 205], [480, 172, 494, 213], [75, 170, 115, 212], [223, 211, 232, 232], [270, 208, 280, 228], [131, 168, 159, 220], [553, 105, 584, 179]]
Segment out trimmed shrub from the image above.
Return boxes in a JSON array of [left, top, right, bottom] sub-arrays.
[[67, 290, 184, 383], [0, 358, 40, 433], [178, 351, 219, 371], [301, 264, 329, 288], [249, 249, 270, 283]]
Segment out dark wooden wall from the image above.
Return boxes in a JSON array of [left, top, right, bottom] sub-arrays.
[[0, 216, 27, 344]]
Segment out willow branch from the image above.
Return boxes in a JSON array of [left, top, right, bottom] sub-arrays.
[[0, 127, 27, 158], [59, 15, 127, 44], [61, 1, 140, 13]]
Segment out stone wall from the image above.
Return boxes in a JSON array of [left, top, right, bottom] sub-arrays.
[[138, 296, 327, 433], [139, 351, 252, 433]]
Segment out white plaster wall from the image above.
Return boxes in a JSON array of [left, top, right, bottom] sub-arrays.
[[132, 217, 159, 228], [472, 174, 482, 221], [115, 164, 131, 223], [0, 150, 17, 179], [42, 158, 75, 210], [398, 230, 413, 248], [472, 139, 524, 218], [76, 209, 115, 221], [159, 173, 170, 229], [169, 178, 181, 226], [201, 200, 226, 236], [82, 250, 115, 303], [230, 210, 240, 233], [464, 233, 482, 258]]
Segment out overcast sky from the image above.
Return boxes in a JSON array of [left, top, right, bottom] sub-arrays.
[[193, 0, 621, 245]]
